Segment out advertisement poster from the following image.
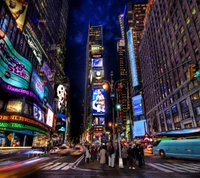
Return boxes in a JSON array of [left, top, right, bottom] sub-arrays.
[[92, 69, 104, 83], [54, 84, 68, 114], [0, 34, 32, 89], [132, 120, 147, 137], [92, 88, 105, 115], [46, 108, 54, 127], [41, 61, 53, 81], [92, 58, 103, 68], [30, 70, 44, 101], [132, 94, 143, 116], [91, 45, 102, 56], [5, 0, 28, 30]]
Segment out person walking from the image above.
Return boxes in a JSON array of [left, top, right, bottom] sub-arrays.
[[85, 146, 91, 164], [135, 144, 144, 168], [121, 145, 128, 167], [99, 145, 107, 171]]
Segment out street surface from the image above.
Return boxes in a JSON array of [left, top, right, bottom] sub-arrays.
[[1, 150, 199, 178]]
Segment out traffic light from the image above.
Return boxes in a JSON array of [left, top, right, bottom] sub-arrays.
[[116, 103, 121, 110], [188, 64, 197, 81]]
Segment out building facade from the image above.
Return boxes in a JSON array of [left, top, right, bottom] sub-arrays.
[[139, 0, 200, 133]]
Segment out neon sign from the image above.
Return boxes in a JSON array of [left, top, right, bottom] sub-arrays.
[[0, 35, 32, 89], [0, 122, 47, 135], [0, 115, 48, 131]]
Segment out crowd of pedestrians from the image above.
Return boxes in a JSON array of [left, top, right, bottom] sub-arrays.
[[84, 141, 145, 171]]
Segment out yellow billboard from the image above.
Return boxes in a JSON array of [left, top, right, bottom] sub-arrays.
[[5, 0, 28, 30]]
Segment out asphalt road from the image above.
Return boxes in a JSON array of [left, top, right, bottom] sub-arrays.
[[1, 152, 200, 178]]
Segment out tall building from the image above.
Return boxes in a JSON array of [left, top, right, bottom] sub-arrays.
[[139, 0, 200, 133], [83, 25, 105, 143], [0, 0, 69, 147]]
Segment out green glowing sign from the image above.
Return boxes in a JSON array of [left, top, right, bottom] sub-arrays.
[[195, 71, 200, 77], [0, 122, 47, 135]]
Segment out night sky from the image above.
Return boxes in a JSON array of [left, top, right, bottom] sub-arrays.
[[65, 0, 132, 139]]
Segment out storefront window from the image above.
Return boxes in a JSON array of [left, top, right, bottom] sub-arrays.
[[184, 122, 192, 128], [6, 100, 22, 113], [191, 91, 200, 102]]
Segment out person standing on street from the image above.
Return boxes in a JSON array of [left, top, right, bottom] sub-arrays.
[[135, 144, 144, 168], [121, 145, 128, 167], [85, 146, 91, 164], [108, 142, 115, 168], [99, 145, 107, 171], [127, 143, 136, 169]]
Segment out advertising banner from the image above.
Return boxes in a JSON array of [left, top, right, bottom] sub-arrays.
[[30, 70, 44, 101], [132, 120, 147, 137], [93, 117, 105, 126], [92, 58, 103, 68], [132, 94, 143, 116], [54, 84, 68, 114], [91, 45, 102, 56], [92, 69, 104, 84], [33, 104, 44, 122], [127, 30, 138, 87], [46, 108, 54, 127], [0, 34, 32, 89], [5, 0, 28, 30], [92, 88, 105, 115], [41, 61, 53, 81], [56, 117, 66, 132]]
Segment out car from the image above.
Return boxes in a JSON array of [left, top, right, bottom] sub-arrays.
[[50, 147, 59, 154], [58, 146, 71, 156], [146, 145, 153, 154], [70, 147, 84, 156]]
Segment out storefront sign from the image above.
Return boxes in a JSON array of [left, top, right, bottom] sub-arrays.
[[0, 122, 47, 135], [0, 115, 48, 131]]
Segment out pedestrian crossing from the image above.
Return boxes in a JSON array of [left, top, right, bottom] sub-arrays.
[[146, 162, 200, 173], [39, 162, 73, 171]]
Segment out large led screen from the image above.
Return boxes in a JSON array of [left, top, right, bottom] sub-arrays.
[[92, 69, 104, 83], [92, 116, 105, 126], [92, 88, 105, 115], [132, 94, 143, 116], [132, 120, 148, 137], [92, 58, 103, 68], [0, 34, 32, 89], [30, 70, 44, 101], [46, 108, 54, 127], [127, 30, 138, 87], [91, 45, 102, 56], [54, 84, 68, 114], [5, 0, 28, 30]]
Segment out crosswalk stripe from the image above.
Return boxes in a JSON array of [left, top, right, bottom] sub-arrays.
[[155, 163, 186, 173], [42, 162, 62, 170], [146, 163, 173, 172], [171, 164, 199, 173], [182, 163, 200, 169], [173, 163, 200, 171], [61, 165, 70, 170], [39, 162, 54, 169], [187, 163, 200, 168], [51, 163, 68, 170], [163, 163, 189, 173]]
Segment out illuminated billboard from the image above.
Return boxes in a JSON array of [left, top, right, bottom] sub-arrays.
[[5, 0, 28, 30], [92, 116, 105, 126], [30, 70, 44, 101], [54, 84, 68, 114], [0, 34, 32, 89], [33, 104, 44, 122], [127, 30, 138, 87], [92, 58, 103, 68], [41, 61, 53, 81], [46, 108, 54, 127], [132, 120, 148, 137], [132, 95, 143, 116], [91, 45, 102, 56], [92, 69, 104, 84], [92, 88, 105, 115]]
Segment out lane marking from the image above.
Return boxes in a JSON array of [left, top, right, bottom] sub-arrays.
[[155, 163, 186, 173], [146, 163, 173, 173], [61, 165, 70, 170]]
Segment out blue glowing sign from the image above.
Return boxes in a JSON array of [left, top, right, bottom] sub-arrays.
[[92, 88, 105, 115], [127, 30, 138, 87], [132, 120, 148, 137], [132, 94, 143, 116]]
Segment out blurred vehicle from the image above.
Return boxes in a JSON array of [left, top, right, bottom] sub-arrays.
[[146, 145, 153, 154], [70, 146, 84, 156], [58, 146, 71, 156], [50, 147, 59, 154]]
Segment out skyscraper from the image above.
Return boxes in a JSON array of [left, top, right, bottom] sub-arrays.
[[139, 0, 200, 133], [83, 25, 104, 143]]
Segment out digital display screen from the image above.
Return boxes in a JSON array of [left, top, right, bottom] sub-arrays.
[[0, 34, 32, 89], [92, 88, 105, 115], [92, 117, 105, 126], [46, 109, 54, 127], [92, 69, 104, 83], [92, 58, 103, 67], [6, 100, 22, 113], [132, 120, 147, 137], [30, 70, 44, 101], [132, 94, 143, 116]]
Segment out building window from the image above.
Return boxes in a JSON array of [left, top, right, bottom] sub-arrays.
[[180, 99, 188, 109], [183, 111, 190, 120], [191, 8, 196, 15], [191, 91, 200, 102], [195, 106, 200, 116]]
